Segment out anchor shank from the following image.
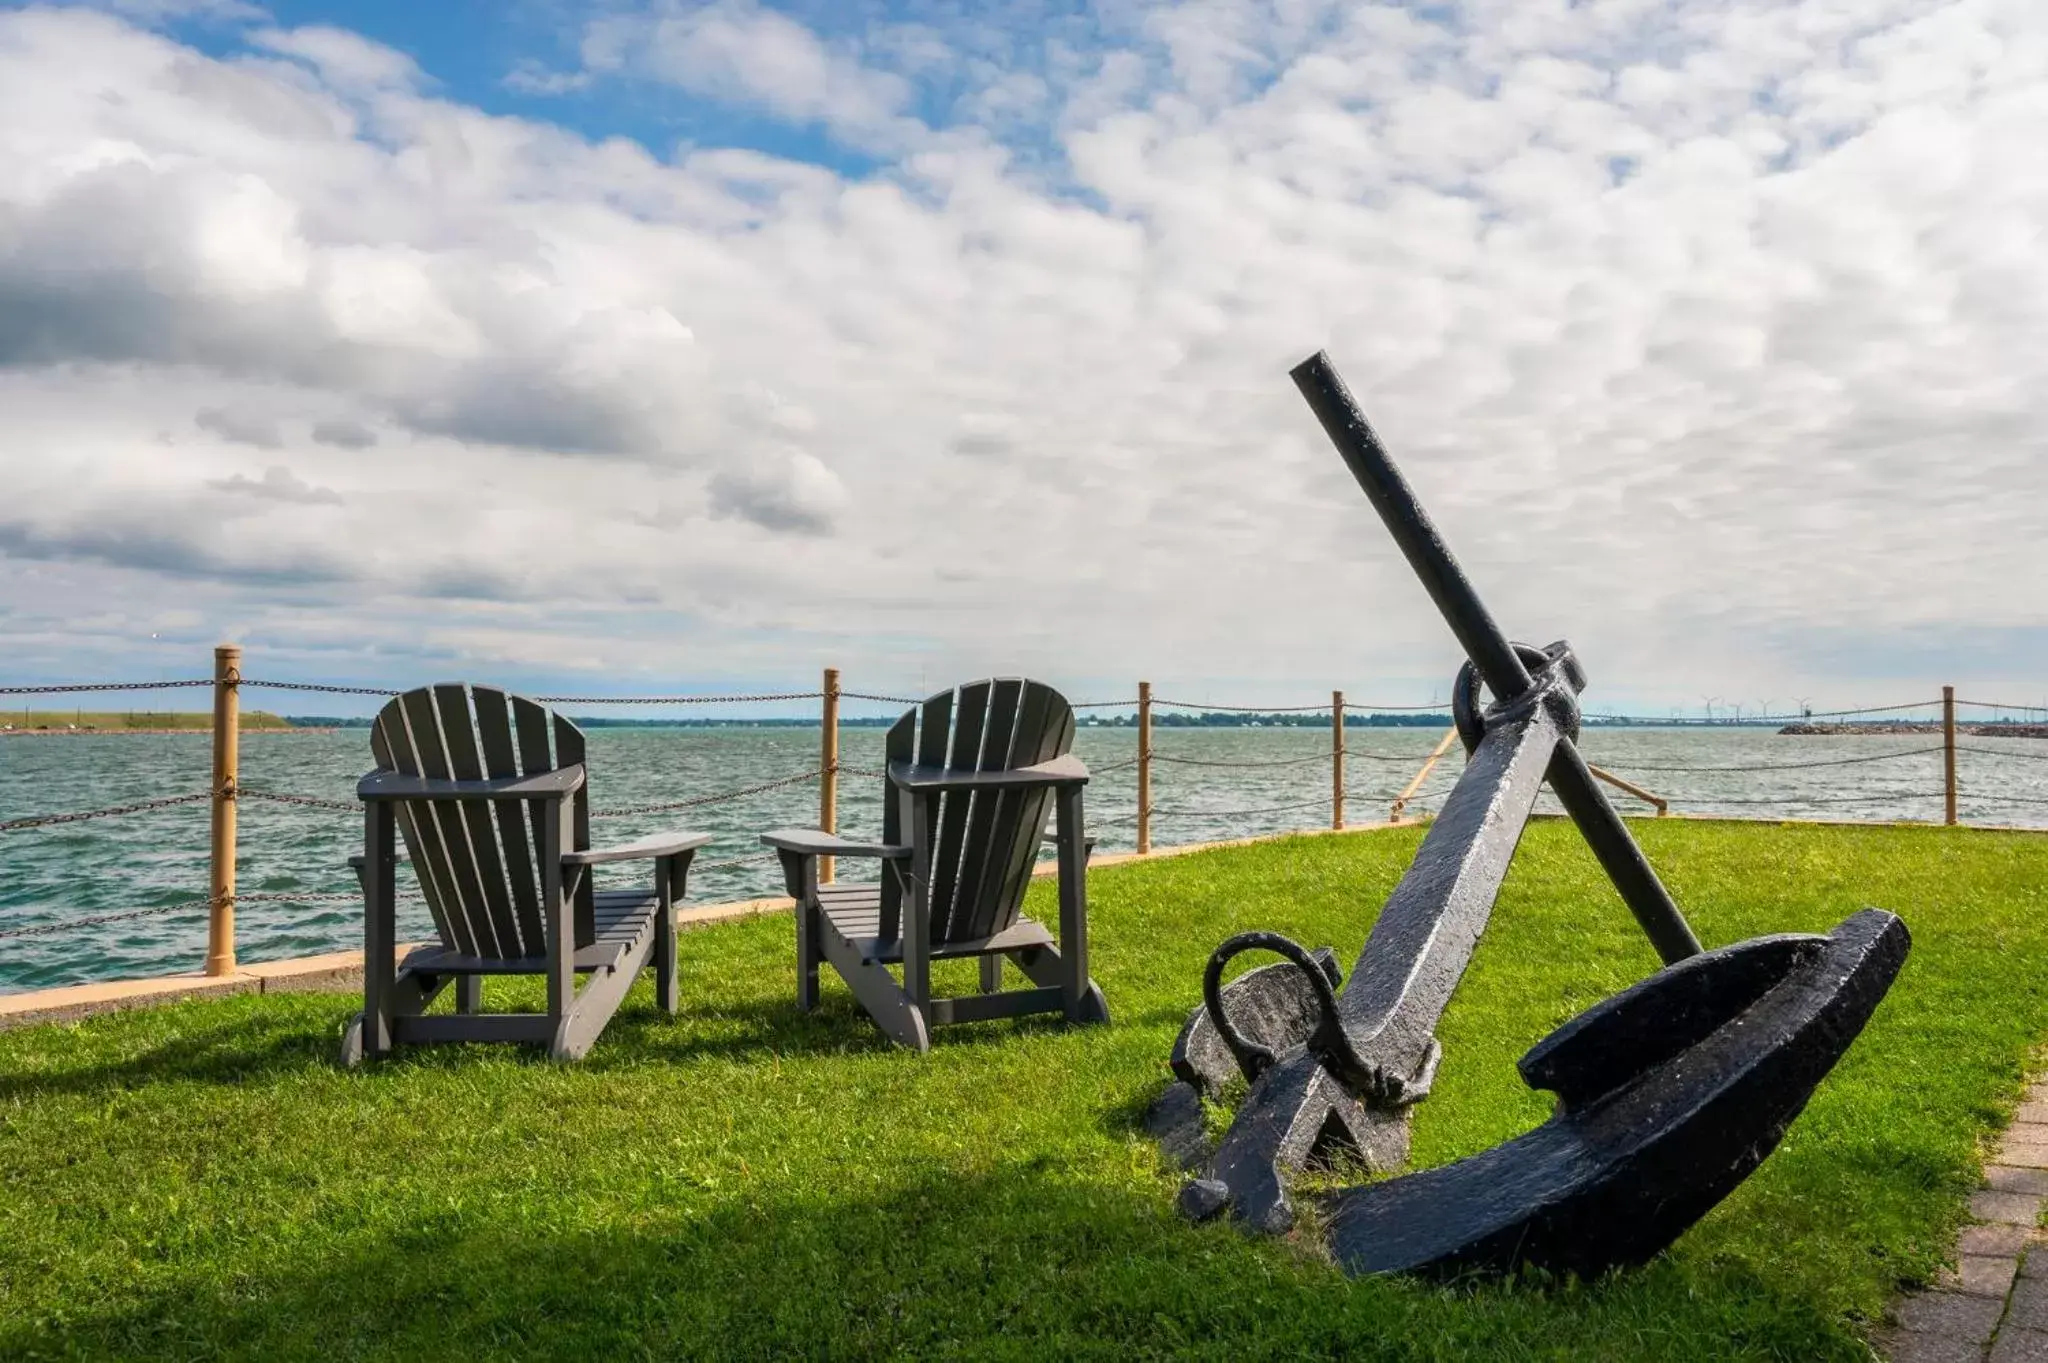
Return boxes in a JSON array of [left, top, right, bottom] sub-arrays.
[[1547, 743, 1702, 963], [1334, 693, 1562, 1070], [1290, 350, 1534, 701]]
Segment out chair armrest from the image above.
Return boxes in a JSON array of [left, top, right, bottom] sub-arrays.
[[1041, 832, 1098, 852], [888, 753, 1089, 791], [347, 853, 410, 870], [357, 765, 586, 802], [760, 828, 911, 859], [563, 831, 715, 866]]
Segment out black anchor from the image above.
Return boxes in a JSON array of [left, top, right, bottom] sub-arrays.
[[1145, 352, 1909, 1278]]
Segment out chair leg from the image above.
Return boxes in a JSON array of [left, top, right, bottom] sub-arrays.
[[979, 955, 1004, 994], [797, 899, 821, 1012], [454, 976, 482, 1014], [655, 895, 679, 1016]]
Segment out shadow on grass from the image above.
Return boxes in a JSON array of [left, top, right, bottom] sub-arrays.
[[0, 1005, 343, 1099], [3, 1160, 1862, 1363], [0, 983, 1121, 1100]]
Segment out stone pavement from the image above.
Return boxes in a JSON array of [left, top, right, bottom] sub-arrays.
[[1884, 1081, 2048, 1361]]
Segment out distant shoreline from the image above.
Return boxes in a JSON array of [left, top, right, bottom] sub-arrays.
[[1, 726, 333, 737], [1779, 722, 2048, 738]]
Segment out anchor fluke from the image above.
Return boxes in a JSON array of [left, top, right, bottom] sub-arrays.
[[1324, 910, 1909, 1279]]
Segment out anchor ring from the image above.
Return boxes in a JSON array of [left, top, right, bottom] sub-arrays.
[[1452, 641, 1583, 754], [1201, 931, 1342, 1084]]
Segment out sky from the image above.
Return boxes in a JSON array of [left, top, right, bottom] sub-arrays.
[[0, 0, 2043, 718]]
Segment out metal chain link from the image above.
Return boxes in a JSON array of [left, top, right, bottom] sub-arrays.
[[0, 900, 209, 941], [1151, 795, 1338, 819], [1628, 790, 1951, 807], [235, 679, 394, 696], [239, 788, 358, 812], [0, 791, 212, 833], [697, 852, 778, 871], [1152, 751, 1331, 769], [1598, 747, 1948, 775], [0, 680, 211, 695], [536, 690, 822, 705], [592, 767, 825, 818]]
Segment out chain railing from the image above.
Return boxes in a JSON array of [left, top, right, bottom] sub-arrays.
[[6, 652, 2047, 988]]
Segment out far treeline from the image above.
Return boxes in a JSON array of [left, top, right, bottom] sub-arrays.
[[1, 711, 298, 733]]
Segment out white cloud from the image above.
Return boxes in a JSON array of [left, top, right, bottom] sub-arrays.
[[580, 1, 928, 151], [249, 24, 422, 92], [0, 2, 2044, 709]]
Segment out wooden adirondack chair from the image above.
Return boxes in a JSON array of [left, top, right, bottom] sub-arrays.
[[341, 683, 712, 1066], [762, 678, 1109, 1052]]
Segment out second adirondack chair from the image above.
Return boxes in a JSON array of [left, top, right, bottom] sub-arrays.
[[762, 678, 1109, 1051], [341, 683, 713, 1066]]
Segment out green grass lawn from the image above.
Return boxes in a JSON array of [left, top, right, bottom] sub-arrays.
[[3, 820, 2046, 1360]]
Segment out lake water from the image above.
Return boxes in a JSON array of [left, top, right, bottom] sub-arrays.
[[4, 724, 2044, 993]]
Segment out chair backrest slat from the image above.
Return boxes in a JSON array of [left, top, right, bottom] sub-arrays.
[[473, 686, 545, 956], [552, 712, 596, 946], [881, 678, 1075, 949], [511, 695, 555, 905], [370, 707, 458, 951], [878, 709, 917, 942], [982, 684, 1075, 939], [370, 684, 591, 963], [397, 688, 486, 958], [948, 678, 1022, 940], [925, 681, 990, 942], [436, 683, 516, 959]]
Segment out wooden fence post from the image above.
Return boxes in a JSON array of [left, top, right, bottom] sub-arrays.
[[1943, 684, 1957, 827], [1332, 690, 1346, 830], [1136, 681, 1152, 855], [820, 666, 840, 883], [205, 643, 241, 976]]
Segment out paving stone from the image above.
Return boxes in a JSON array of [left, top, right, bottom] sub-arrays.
[[1990, 1328, 2048, 1362], [2008, 1278, 2048, 1333], [1974, 1191, 2046, 1226], [1897, 1291, 2007, 1342], [1883, 1330, 1987, 1362], [2002, 1145, 2048, 1171], [1966, 1225, 2039, 1257], [1989, 1168, 2048, 1197], [2016, 1098, 2048, 1125], [2022, 1247, 2048, 1280], [2007, 1124, 2048, 1150], [1940, 1256, 2023, 1298]]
